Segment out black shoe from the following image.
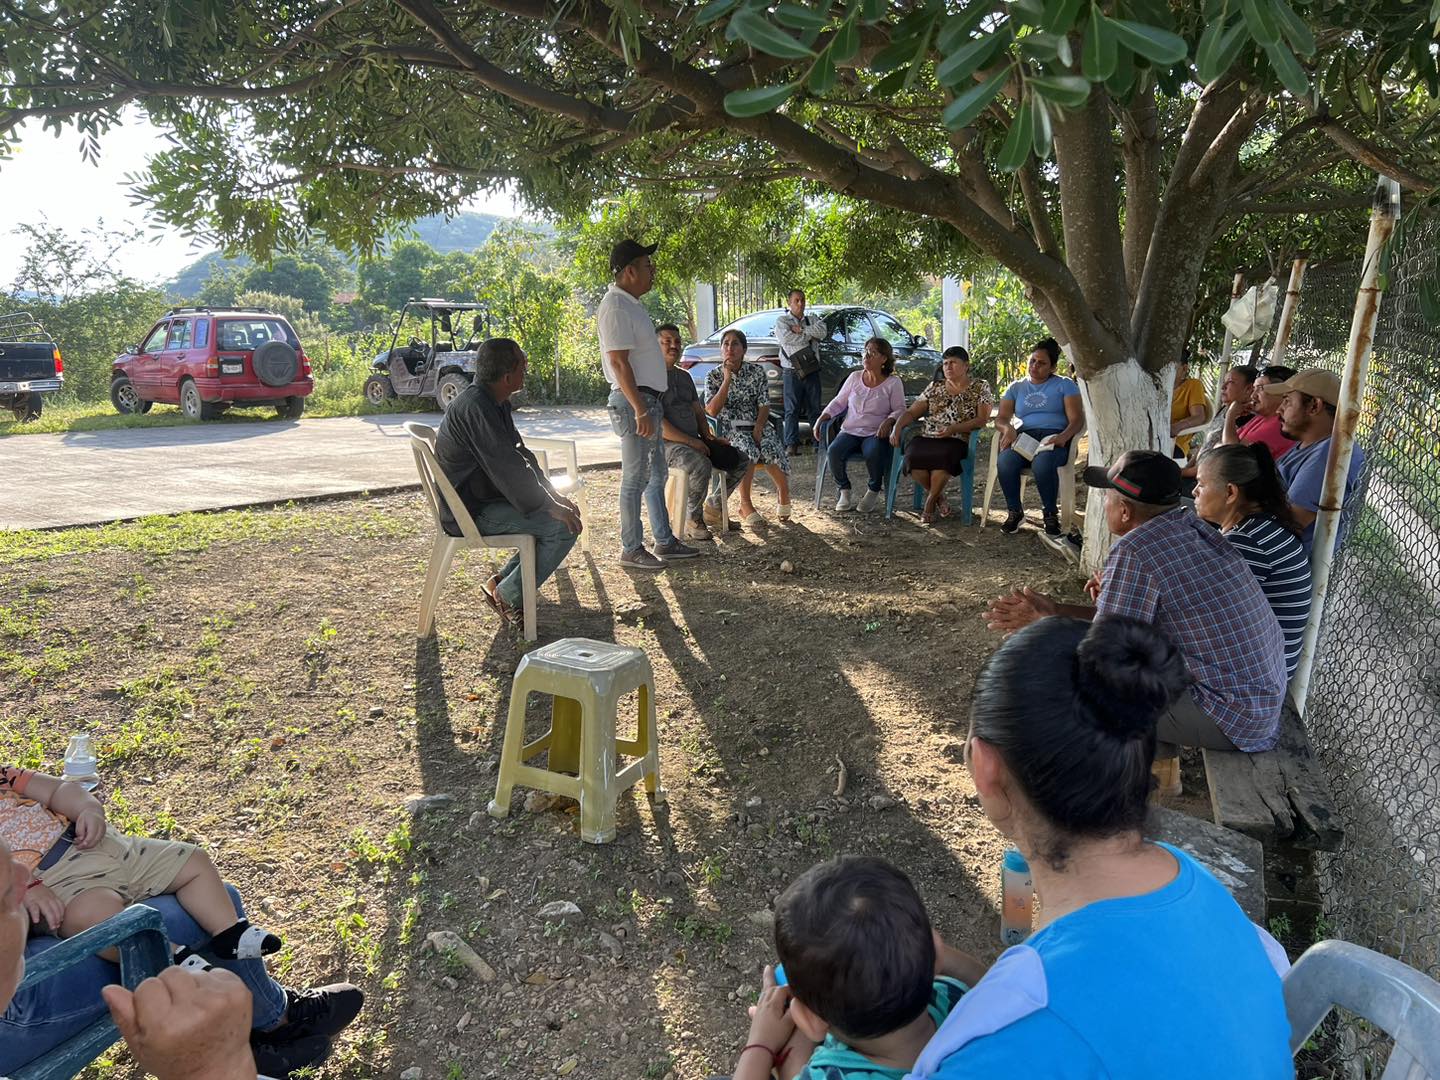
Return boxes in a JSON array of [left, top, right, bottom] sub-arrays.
[[1043, 512, 1061, 536], [251, 1034, 332, 1078], [1001, 510, 1024, 534], [255, 983, 365, 1044]]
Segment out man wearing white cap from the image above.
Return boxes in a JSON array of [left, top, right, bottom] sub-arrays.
[[1262, 368, 1367, 553]]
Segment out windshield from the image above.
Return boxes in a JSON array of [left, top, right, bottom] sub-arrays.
[[714, 311, 785, 342], [217, 319, 297, 351]]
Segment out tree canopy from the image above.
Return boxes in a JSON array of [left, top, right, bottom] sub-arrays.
[[3, 0, 1436, 384]]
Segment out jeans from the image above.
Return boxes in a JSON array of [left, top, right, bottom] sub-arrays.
[[782, 369, 821, 449], [607, 391, 675, 553], [997, 428, 1068, 514], [660, 442, 750, 521], [471, 499, 579, 608], [828, 431, 892, 492], [1, 887, 287, 1073]]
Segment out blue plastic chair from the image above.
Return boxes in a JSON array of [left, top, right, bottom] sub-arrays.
[[12, 905, 172, 1080], [813, 410, 900, 515], [885, 423, 979, 525]]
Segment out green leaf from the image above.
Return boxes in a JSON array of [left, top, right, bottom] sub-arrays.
[[1105, 41, 1136, 96], [1041, 0, 1085, 34], [730, 8, 815, 58], [1353, 75, 1375, 117], [1030, 94, 1053, 158], [1029, 73, 1091, 107], [830, 18, 861, 62], [936, 32, 1005, 87], [1269, 0, 1316, 57], [941, 66, 1010, 128], [1109, 19, 1187, 65], [772, 2, 828, 31], [862, 0, 885, 22], [937, 1, 996, 53], [722, 82, 800, 116], [808, 49, 837, 92], [1082, 7, 1118, 81], [1263, 40, 1309, 95], [873, 36, 927, 71], [1019, 30, 1064, 61], [694, 0, 740, 24], [1241, 0, 1281, 47], [873, 66, 910, 95], [1196, 17, 1249, 83], [1012, 0, 1045, 22], [996, 99, 1034, 171]]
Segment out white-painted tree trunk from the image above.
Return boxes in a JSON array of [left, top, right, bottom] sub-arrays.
[[1076, 358, 1175, 574]]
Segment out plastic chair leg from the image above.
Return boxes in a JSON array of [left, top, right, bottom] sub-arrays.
[[549, 696, 583, 775], [488, 681, 533, 819], [980, 441, 1000, 528], [638, 682, 665, 802], [884, 450, 902, 520], [518, 537, 537, 642], [961, 450, 976, 525], [579, 691, 618, 844], [418, 533, 460, 635], [665, 471, 688, 539], [574, 484, 592, 553], [813, 447, 829, 510]]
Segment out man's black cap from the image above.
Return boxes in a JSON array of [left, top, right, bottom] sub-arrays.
[[1082, 450, 1182, 506], [609, 238, 658, 274]]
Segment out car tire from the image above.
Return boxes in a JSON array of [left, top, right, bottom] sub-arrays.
[[276, 395, 306, 419], [10, 393, 42, 422], [436, 372, 468, 411], [363, 374, 395, 408], [179, 379, 219, 421], [253, 340, 300, 388], [110, 375, 152, 415]]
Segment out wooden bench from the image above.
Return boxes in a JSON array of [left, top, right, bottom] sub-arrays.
[[1202, 700, 1343, 931]]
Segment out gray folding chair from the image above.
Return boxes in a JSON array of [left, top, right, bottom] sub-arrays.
[[406, 421, 538, 641], [1285, 939, 1440, 1077]]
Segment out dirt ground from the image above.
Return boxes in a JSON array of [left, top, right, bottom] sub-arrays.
[[1, 459, 1183, 1079]]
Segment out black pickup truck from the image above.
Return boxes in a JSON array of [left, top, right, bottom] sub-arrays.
[[0, 312, 64, 422]]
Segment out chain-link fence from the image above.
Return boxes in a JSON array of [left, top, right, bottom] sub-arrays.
[[1276, 225, 1440, 1076]]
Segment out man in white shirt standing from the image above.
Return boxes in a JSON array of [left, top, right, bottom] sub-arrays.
[[774, 288, 827, 455], [597, 239, 699, 569]]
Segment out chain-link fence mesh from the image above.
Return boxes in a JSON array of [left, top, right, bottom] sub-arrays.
[[1275, 225, 1440, 1076]]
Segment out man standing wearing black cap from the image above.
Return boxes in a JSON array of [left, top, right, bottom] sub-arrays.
[[986, 450, 1287, 796], [598, 239, 699, 569]]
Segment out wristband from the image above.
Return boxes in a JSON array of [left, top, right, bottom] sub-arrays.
[[26, 877, 42, 891], [740, 1044, 790, 1068]]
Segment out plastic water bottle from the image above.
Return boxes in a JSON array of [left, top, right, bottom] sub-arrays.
[[1000, 847, 1034, 946], [62, 734, 99, 791]]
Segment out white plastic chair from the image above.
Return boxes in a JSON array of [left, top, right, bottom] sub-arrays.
[[406, 421, 538, 642], [1285, 940, 1440, 1076], [526, 436, 592, 553], [1172, 418, 1211, 461], [665, 467, 729, 539], [979, 417, 1086, 532]]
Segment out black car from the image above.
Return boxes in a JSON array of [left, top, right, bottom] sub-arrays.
[[679, 306, 941, 432]]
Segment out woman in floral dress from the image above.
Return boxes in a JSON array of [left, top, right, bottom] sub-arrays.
[[705, 329, 791, 526], [891, 346, 993, 523]]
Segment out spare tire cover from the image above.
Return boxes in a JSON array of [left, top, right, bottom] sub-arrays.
[[253, 340, 300, 387]]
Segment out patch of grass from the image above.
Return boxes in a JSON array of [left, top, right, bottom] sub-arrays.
[[0, 504, 414, 564], [673, 913, 734, 946], [0, 717, 50, 771], [2, 640, 93, 680], [0, 594, 46, 639]]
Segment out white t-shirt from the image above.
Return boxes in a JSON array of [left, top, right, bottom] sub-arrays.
[[596, 284, 666, 392]]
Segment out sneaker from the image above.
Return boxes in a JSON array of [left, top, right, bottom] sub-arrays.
[[1000, 509, 1024, 534], [835, 489, 855, 512], [857, 489, 881, 513], [777, 502, 792, 521], [619, 547, 666, 570], [685, 520, 712, 541], [652, 538, 701, 560], [251, 1035, 332, 1078], [1043, 511, 1062, 536], [254, 982, 365, 1043], [1037, 529, 1081, 565]]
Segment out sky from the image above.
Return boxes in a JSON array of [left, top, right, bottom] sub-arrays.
[[0, 112, 524, 290]]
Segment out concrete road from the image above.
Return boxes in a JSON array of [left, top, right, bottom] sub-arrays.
[[1, 408, 619, 531]]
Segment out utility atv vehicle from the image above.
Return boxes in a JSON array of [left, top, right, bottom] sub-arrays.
[[364, 299, 492, 411]]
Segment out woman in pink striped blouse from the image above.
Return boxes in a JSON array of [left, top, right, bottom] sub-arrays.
[[814, 338, 907, 512]]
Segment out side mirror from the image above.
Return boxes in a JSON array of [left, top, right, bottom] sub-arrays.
[[125, 344, 140, 355], [913, 335, 927, 349]]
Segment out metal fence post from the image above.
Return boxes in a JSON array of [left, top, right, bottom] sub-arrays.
[[1269, 257, 1308, 368], [1290, 177, 1402, 714]]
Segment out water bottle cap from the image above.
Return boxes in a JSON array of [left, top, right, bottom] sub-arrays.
[[1002, 847, 1030, 873]]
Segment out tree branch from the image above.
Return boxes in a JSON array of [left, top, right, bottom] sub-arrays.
[[1314, 113, 1437, 194], [1119, 86, 1160, 304]]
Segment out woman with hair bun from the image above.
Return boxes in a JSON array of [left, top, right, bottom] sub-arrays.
[[1194, 442, 1312, 678], [910, 617, 1294, 1080]]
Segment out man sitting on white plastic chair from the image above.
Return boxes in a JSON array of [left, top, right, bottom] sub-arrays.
[[433, 339, 582, 626], [653, 323, 749, 541]]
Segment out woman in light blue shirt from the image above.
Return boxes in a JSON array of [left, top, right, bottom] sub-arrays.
[[910, 617, 1293, 1080], [992, 338, 1084, 536]]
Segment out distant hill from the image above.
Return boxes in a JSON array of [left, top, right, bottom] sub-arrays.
[[164, 211, 539, 298]]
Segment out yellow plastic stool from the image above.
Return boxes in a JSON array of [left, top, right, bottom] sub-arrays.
[[488, 637, 665, 843]]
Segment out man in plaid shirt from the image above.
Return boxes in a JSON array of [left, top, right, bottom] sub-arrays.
[[987, 451, 1286, 793]]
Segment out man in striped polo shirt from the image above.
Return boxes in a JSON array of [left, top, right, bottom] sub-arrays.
[[987, 451, 1287, 795]]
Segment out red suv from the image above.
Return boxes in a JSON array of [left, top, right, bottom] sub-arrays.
[[111, 306, 313, 420]]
